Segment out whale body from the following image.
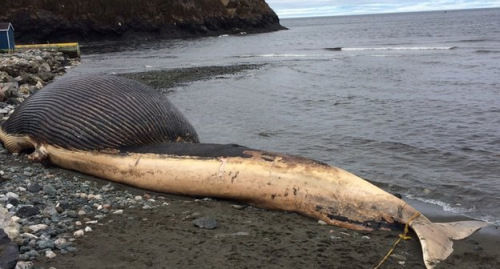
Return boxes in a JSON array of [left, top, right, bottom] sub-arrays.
[[0, 75, 487, 268]]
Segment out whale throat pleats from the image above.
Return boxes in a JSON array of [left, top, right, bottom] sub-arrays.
[[1, 75, 199, 150]]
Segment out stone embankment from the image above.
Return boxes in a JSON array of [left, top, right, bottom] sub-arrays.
[[0, 50, 79, 121]]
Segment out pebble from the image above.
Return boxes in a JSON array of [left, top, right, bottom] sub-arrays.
[[6, 192, 19, 200], [214, 231, 249, 238], [37, 239, 55, 249], [14, 261, 33, 269], [192, 216, 218, 229], [317, 220, 327, 225], [25, 249, 39, 259], [28, 224, 48, 233], [391, 254, 407, 261], [66, 210, 78, 218], [27, 183, 42, 193], [0, 229, 19, 269], [20, 233, 38, 240], [113, 210, 124, 215], [54, 238, 67, 249], [43, 184, 57, 196], [7, 197, 19, 206], [16, 206, 40, 218], [45, 250, 57, 259], [84, 226, 93, 232], [73, 230, 84, 237], [361, 235, 371, 240]]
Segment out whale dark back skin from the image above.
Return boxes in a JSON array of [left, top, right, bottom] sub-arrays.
[[2, 75, 199, 150]]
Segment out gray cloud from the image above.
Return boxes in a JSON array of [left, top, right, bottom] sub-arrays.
[[266, 0, 500, 18]]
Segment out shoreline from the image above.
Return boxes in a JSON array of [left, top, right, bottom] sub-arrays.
[[1, 64, 499, 268]]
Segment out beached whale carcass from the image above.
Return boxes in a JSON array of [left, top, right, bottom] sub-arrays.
[[0, 75, 487, 268]]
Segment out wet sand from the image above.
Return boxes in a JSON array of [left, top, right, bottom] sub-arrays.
[[7, 65, 500, 268], [35, 172, 500, 269]]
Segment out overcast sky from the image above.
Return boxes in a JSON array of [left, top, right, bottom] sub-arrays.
[[266, 0, 500, 18]]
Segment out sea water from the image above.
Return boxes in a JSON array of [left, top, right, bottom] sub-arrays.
[[72, 8, 500, 225]]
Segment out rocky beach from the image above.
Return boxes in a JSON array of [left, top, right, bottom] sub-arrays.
[[0, 58, 499, 268]]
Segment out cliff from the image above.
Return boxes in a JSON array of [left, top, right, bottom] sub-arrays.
[[0, 0, 284, 43]]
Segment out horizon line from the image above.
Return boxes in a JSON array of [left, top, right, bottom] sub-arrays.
[[277, 6, 500, 19]]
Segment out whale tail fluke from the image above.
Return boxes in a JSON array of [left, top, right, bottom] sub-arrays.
[[411, 219, 487, 268]]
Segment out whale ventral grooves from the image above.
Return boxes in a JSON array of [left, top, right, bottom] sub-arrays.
[[1, 75, 199, 150]]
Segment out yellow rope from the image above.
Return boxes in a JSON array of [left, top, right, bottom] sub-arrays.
[[373, 212, 421, 269]]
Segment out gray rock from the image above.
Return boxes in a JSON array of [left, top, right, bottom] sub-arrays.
[[26, 183, 41, 193], [65, 210, 78, 218], [38, 72, 54, 82], [5, 192, 19, 200], [36, 239, 55, 250], [14, 261, 33, 269], [0, 230, 19, 269], [7, 198, 19, 207], [231, 204, 247, 210], [192, 216, 218, 230], [16, 207, 39, 218], [43, 184, 56, 196], [42, 206, 58, 217], [6, 98, 21, 105], [0, 242, 19, 269], [65, 246, 77, 252], [25, 249, 39, 259], [0, 229, 10, 245], [38, 63, 51, 73]]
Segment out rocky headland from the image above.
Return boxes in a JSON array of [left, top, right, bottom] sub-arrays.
[[1, 0, 285, 43]]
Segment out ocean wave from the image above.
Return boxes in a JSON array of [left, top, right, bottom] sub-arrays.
[[406, 195, 499, 225], [325, 46, 457, 51], [234, 54, 310, 58], [475, 49, 500, 54], [446, 39, 491, 43]]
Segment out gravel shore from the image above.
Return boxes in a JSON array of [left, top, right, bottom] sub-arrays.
[[1, 64, 499, 269]]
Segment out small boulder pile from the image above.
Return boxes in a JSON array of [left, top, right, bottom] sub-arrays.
[[0, 49, 79, 121]]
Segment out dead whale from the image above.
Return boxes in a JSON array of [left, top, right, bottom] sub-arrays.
[[0, 75, 487, 268]]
